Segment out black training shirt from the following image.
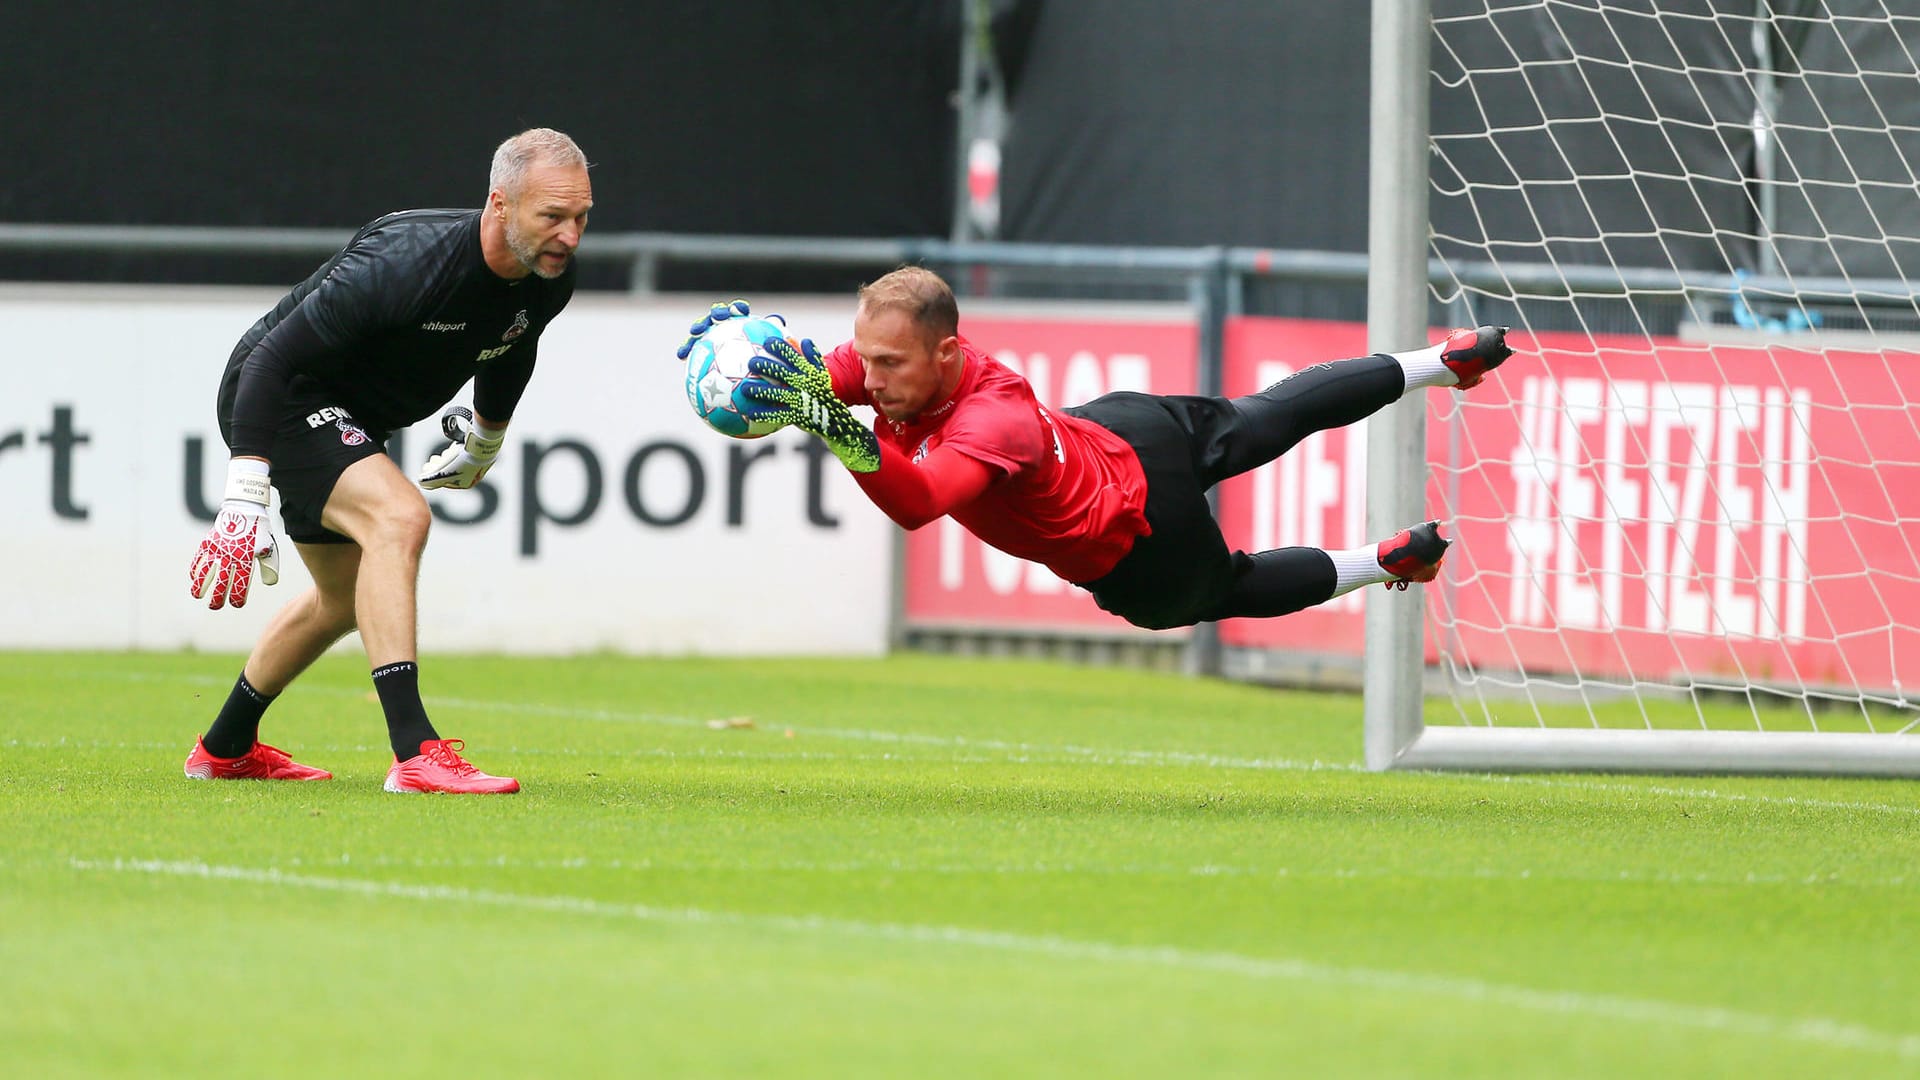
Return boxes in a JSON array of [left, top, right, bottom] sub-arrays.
[[217, 208, 575, 457]]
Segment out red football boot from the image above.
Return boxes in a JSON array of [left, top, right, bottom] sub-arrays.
[[384, 739, 520, 795], [1439, 325, 1514, 390], [1378, 521, 1451, 590], [183, 738, 332, 781]]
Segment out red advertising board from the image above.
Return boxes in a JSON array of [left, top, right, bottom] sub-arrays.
[[1216, 318, 1920, 696], [1212, 319, 1376, 656], [902, 310, 1920, 695], [899, 313, 1198, 631]]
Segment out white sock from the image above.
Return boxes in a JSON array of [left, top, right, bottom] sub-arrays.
[[1328, 544, 1390, 598], [1389, 341, 1458, 392]]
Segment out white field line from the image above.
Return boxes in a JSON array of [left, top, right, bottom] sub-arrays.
[[73, 857, 1920, 1061], [437, 692, 1357, 773], [1454, 772, 1920, 818], [429, 693, 1920, 818], [96, 669, 1920, 817], [71, 851, 1907, 890], [0, 737, 1009, 767]]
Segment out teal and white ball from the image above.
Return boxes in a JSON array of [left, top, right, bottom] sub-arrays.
[[682, 315, 788, 439]]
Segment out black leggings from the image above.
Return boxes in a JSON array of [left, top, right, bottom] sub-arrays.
[[1068, 354, 1404, 629]]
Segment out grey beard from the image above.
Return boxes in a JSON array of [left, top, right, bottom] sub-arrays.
[[504, 222, 566, 279]]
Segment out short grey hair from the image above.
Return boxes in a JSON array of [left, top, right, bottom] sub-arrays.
[[488, 128, 589, 202]]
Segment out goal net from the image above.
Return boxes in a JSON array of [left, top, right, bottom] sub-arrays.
[[1392, 0, 1920, 773]]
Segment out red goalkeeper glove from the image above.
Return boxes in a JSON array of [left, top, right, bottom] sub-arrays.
[[188, 458, 281, 610]]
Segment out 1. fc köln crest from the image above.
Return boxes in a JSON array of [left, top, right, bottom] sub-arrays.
[[335, 419, 370, 446], [503, 310, 530, 342]]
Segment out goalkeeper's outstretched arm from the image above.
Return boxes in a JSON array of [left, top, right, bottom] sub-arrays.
[[853, 441, 994, 530], [740, 336, 883, 472]]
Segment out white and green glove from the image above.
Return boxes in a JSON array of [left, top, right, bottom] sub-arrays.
[[742, 335, 881, 473], [419, 406, 505, 490]]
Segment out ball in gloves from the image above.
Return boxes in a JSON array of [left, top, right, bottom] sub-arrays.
[[683, 315, 791, 439]]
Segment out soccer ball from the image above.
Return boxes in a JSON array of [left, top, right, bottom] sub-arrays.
[[683, 315, 788, 439]]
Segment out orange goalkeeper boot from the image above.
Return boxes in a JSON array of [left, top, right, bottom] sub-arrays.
[[384, 739, 520, 794], [184, 738, 332, 781]]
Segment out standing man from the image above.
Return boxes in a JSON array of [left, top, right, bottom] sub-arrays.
[[679, 266, 1512, 631], [184, 127, 593, 794]]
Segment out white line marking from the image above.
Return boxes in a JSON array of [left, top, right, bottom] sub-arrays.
[[426, 693, 1920, 816], [93, 852, 1906, 889], [87, 669, 1920, 816], [1449, 771, 1920, 818], [1, 737, 1008, 767], [459, 694, 1359, 774], [74, 857, 1920, 1060]]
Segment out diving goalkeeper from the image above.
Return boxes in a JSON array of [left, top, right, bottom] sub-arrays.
[[677, 266, 1513, 631]]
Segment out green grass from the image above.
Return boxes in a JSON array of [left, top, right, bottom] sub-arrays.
[[3, 651, 1918, 1078]]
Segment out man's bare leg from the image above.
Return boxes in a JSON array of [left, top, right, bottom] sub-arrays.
[[320, 455, 430, 669], [318, 454, 436, 759], [315, 453, 518, 793], [240, 543, 363, 695], [194, 543, 361, 763]]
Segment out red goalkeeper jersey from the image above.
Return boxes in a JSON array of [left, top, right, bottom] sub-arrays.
[[825, 338, 1150, 583]]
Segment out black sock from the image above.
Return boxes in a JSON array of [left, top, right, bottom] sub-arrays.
[[202, 673, 275, 758], [371, 661, 440, 760]]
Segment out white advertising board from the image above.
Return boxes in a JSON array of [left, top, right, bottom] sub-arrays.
[[0, 285, 891, 654]]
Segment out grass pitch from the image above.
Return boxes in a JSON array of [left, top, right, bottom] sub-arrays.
[[3, 650, 1918, 1078]]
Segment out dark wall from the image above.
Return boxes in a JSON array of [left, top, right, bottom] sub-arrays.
[[13, 0, 1902, 294], [1427, 0, 1758, 281], [1770, 12, 1920, 283], [6, 1, 958, 237], [997, 1, 1374, 251]]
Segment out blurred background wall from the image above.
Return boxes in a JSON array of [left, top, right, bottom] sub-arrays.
[[2, 1, 1376, 291], [11, 2, 1917, 289]]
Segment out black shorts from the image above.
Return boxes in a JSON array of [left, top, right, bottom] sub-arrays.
[[1065, 392, 1246, 631], [1064, 357, 1405, 630], [221, 388, 390, 545]]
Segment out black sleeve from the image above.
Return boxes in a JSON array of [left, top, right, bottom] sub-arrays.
[[473, 278, 569, 425], [226, 243, 416, 459], [472, 338, 537, 423]]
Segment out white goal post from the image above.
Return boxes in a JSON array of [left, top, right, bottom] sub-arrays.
[[1367, 0, 1920, 775]]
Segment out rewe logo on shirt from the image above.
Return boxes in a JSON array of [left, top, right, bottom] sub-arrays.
[[474, 311, 532, 362]]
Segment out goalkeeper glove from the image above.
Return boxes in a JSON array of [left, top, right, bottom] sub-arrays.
[[419, 406, 505, 490], [742, 335, 881, 473], [188, 458, 281, 610], [674, 298, 752, 361]]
